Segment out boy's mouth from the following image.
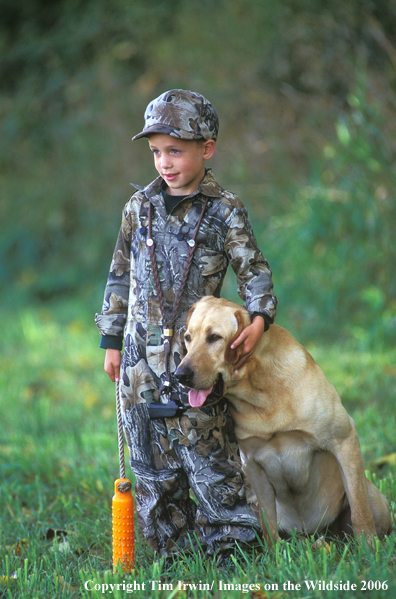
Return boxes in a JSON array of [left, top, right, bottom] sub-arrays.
[[163, 173, 178, 181]]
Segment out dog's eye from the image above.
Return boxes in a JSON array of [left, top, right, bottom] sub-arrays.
[[184, 333, 191, 343], [208, 334, 222, 343]]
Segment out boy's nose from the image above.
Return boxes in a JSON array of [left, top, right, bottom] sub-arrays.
[[160, 155, 172, 169]]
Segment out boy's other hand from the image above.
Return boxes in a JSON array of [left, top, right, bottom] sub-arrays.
[[231, 316, 265, 370], [104, 349, 121, 382]]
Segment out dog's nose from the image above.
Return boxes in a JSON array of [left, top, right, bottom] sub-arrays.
[[175, 364, 194, 386]]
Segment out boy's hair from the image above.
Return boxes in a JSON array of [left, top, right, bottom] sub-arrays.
[[132, 89, 219, 142]]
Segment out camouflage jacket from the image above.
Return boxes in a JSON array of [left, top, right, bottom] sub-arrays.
[[95, 169, 277, 379]]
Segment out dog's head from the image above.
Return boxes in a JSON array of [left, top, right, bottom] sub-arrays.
[[175, 296, 251, 407]]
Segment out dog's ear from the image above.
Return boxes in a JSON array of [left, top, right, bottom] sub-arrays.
[[225, 310, 245, 364]]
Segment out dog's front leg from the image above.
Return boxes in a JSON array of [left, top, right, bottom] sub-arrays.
[[329, 416, 377, 545], [240, 451, 279, 547]]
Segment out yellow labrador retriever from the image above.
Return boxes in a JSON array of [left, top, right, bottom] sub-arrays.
[[175, 296, 392, 546]]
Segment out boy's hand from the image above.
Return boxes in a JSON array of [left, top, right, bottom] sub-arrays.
[[104, 349, 121, 382], [231, 316, 265, 370]]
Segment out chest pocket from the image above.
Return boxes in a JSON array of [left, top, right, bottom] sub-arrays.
[[193, 247, 228, 277]]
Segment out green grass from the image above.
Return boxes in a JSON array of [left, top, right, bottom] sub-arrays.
[[1, 299, 395, 598]]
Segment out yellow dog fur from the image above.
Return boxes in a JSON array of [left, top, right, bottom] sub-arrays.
[[175, 296, 392, 546]]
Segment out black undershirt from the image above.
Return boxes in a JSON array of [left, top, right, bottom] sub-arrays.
[[161, 186, 187, 213]]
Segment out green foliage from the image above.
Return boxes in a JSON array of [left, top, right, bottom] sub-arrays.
[[255, 82, 396, 346], [0, 0, 184, 301], [1, 1, 396, 346]]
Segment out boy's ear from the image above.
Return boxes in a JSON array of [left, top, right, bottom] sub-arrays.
[[203, 140, 216, 160], [225, 310, 245, 364]]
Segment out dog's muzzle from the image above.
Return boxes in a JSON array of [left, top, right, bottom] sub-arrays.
[[175, 364, 224, 407]]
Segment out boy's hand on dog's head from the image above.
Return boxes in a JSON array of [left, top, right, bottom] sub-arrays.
[[104, 349, 122, 382], [231, 316, 265, 370]]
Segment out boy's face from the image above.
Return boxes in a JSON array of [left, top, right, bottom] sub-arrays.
[[148, 133, 215, 196]]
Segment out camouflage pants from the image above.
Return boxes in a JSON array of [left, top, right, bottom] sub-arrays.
[[120, 330, 260, 557]]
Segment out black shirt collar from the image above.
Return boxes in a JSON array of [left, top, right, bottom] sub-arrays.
[[161, 184, 188, 213]]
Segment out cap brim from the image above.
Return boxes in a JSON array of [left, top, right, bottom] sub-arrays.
[[132, 124, 204, 141]]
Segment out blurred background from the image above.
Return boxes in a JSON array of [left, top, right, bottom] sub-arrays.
[[1, 0, 395, 345]]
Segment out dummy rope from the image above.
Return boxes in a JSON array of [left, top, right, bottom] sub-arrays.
[[116, 379, 131, 492]]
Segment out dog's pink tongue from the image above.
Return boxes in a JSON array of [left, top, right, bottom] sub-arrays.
[[188, 386, 213, 407]]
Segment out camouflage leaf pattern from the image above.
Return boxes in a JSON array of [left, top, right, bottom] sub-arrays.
[[132, 89, 219, 141]]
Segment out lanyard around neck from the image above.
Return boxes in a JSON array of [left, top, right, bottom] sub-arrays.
[[146, 198, 209, 395]]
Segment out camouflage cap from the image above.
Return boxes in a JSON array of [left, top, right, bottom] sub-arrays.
[[132, 89, 219, 142]]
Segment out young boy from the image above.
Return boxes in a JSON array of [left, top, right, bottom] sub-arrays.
[[96, 89, 277, 559]]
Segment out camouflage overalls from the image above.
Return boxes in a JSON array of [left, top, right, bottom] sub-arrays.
[[96, 169, 277, 557]]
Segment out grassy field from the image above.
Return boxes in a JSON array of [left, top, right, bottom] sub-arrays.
[[0, 297, 395, 598]]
